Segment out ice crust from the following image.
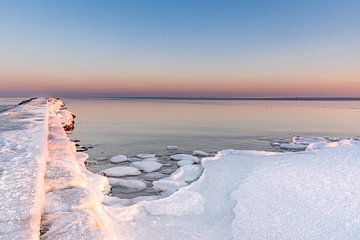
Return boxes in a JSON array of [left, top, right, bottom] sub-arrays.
[[41, 99, 114, 240], [0, 98, 48, 240], [103, 139, 360, 240]]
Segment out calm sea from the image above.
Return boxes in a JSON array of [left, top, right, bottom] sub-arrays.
[[65, 98, 360, 160]]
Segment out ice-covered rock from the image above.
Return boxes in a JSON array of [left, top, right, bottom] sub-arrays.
[[280, 143, 306, 151], [76, 152, 89, 163], [100, 166, 141, 177], [130, 161, 163, 173], [136, 153, 156, 159], [110, 154, 128, 163], [192, 150, 211, 157], [166, 145, 178, 150], [170, 154, 199, 163], [107, 178, 146, 190]]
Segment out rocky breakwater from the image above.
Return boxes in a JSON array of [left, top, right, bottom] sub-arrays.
[[40, 98, 114, 240]]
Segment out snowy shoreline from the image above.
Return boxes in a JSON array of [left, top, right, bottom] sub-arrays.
[[2, 98, 360, 239]]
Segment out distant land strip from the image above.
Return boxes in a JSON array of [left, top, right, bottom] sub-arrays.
[[65, 96, 360, 101]]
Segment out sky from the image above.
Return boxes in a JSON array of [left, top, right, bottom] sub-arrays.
[[0, 0, 359, 97]]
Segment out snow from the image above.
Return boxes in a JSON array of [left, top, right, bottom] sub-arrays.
[[136, 153, 156, 159], [100, 166, 141, 177], [110, 154, 128, 163], [170, 154, 200, 163], [42, 98, 113, 240], [0, 98, 48, 239], [102, 139, 360, 240], [107, 178, 146, 190], [177, 159, 194, 166], [292, 136, 324, 145], [192, 150, 212, 157], [130, 161, 163, 172], [169, 164, 203, 183], [280, 143, 306, 151], [152, 179, 188, 193]]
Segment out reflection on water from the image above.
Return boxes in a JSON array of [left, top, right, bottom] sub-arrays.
[[65, 98, 360, 159]]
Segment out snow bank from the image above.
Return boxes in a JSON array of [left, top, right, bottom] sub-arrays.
[[104, 138, 360, 239], [41, 99, 114, 240], [0, 98, 48, 240]]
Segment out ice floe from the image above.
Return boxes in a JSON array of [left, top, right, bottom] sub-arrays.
[[107, 178, 146, 190], [192, 150, 212, 157], [130, 161, 163, 173], [280, 143, 307, 151], [100, 166, 141, 177], [110, 154, 128, 163], [166, 145, 179, 150], [170, 154, 200, 163], [136, 153, 156, 159], [177, 159, 194, 166]]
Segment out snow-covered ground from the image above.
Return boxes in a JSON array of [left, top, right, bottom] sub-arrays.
[[2, 98, 360, 240], [0, 98, 48, 240], [103, 139, 360, 240]]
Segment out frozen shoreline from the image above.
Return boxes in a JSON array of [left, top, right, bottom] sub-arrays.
[[0, 98, 48, 239], [2, 98, 360, 239]]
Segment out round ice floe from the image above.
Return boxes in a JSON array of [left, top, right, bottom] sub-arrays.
[[152, 179, 188, 193], [100, 166, 141, 177], [136, 153, 156, 159], [94, 156, 107, 161], [280, 143, 306, 151], [142, 157, 158, 162], [177, 159, 194, 166], [170, 164, 203, 183], [170, 154, 199, 163], [166, 145, 179, 150], [107, 178, 146, 190], [270, 142, 281, 146], [192, 150, 211, 157], [143, 172, 167, 181], [110, 154, 128, 163], [76, 152, 89, 163], [130, 161, 163, 173]]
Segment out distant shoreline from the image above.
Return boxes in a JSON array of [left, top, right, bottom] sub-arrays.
[[61, 96, 360, 101]]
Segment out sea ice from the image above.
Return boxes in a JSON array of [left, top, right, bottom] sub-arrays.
[[107, 178, 146, 190], [130, 161, 163, 172], [169, 164, 203, 183], [280, 143, 306, 151], [152, 179, 188, 193], [192, 150, 211, 157], [170, 154, 199, 163], [110, 154, 128, 163], [136, 153, 156, 159], [100, 166, 141, 177], [177, 159, 194, 166], [166, 145, 179, 150]]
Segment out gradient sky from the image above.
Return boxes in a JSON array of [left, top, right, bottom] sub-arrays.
[[0, 0, 359, 97]]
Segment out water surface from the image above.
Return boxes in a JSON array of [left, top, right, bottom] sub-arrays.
[[65, 98, 360, 159]]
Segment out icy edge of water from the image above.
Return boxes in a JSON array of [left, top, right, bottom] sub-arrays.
[[40, 99, 115, 240]]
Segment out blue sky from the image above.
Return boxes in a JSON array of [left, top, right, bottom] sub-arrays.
[[0, 0, 359, 97]]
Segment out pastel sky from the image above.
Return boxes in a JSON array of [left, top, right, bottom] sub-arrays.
[[0, 0, 359, 97]]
